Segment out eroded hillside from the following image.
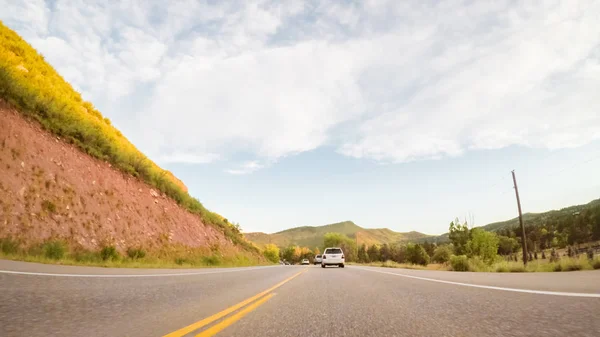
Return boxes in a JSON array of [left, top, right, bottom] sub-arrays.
[[0, 100, 241, 254], [0, 21, 262, 265]]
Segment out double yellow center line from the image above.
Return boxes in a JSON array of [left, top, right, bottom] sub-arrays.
[[164, 269, 307, 337]]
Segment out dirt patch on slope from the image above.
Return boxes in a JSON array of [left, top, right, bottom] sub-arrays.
[[0, 100, 232, 252]]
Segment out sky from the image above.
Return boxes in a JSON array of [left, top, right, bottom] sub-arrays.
[[2, 0, 600, 235]]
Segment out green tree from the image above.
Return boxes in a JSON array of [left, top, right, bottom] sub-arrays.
[[281, 245, 299, 263], [298, 247, 314, 262], [324, 232, 346, 247], [380, 243, 391, 262], [406, 243, 430, 266], [422, 240, 435, 257], [391, 244, 407, 263], [467, 228, 499, 264], [449, 218, 471, 255], [497, 236, 519, 256], [323, 232, 356, 262], [367, 244, 380, 262], [263, 244, 280, 263], [358, 243, 369, 263]]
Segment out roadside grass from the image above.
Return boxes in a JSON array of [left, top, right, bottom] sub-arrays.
[[0, 237, 270, 269], [352, 255, 600, 273], [349, 260, 448, 271], [491, 255, 599, 273]]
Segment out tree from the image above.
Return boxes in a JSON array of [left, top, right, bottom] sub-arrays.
[[323, 232, 356, 262], [367, 244, 380, 262], [467, 228, 499, 264], [593, 212, 600, 240], [324, 232, 346, 248], [298, 247, 314, 262], [432, 245, 452, 263], [380, 243, 391, 262], [497, 236, 519, 256], [406, 243, 430, 266], [263, 244, 280, 263], [281, 245, 313, 264], [422, 240, 435, 257], [391, 244, 407, 263], [281, 245, 298, 263], [358, 244, 368, 263], [539, 228, 549, 250], [449, 218, 471, 255]]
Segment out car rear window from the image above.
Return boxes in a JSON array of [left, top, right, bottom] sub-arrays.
[[316, 255, 321, 258], [326, 248, 342, 254]]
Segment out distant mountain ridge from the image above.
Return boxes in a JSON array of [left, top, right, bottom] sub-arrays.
[[244, 221, 433, 249], [246, 198, 600, 248]]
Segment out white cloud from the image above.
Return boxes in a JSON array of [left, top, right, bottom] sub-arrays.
[[226, 161, 265, 175], [2, 0, 600, 169]]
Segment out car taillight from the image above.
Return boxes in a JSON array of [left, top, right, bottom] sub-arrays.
[[342, 255, 345, 259], [322, 255, 326, 259]]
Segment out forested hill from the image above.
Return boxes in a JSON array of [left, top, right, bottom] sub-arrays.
[[418, 198, 600, 246]]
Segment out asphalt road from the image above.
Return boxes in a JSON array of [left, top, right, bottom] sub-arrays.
[[1, 260, 599, 337]]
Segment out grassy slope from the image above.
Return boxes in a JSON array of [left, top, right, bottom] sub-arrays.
[[245, 221, 432, 248], [0, 21, 256, 254]]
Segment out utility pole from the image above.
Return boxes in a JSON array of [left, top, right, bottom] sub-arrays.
[[511, 170, 528, 266]]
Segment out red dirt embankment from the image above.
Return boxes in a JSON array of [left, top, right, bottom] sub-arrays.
[[0, 100, 232, 252]]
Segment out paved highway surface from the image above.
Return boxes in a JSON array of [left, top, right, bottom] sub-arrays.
[[1, 260, 599, 337]]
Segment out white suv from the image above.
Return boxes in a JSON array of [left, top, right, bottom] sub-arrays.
[[321, 247, 345, 268], [314, 254, 322, 265]]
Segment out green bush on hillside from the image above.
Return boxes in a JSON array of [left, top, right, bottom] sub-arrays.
[[100, 245, 119, 261], [41, 200, 56, 213], [0, 21, 256, 254]]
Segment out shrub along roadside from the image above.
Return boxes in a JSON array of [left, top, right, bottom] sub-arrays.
[[449, 255, 469, 271], [0, 237, 268, 268], [352, 254, 600, 273], [100, 245, 120, 261], [0, 237, 19, 255], [0, 21, 256, 254], [347, 260, 446, 270], [42, 240, 66, 260], [126, 247, 147, 259]]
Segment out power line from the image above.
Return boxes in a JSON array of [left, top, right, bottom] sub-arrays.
[[527, 148, 600, 183]]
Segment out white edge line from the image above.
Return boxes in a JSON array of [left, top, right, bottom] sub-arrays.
[[351, 266, 600, 298], [0, 265, 278, 278]]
